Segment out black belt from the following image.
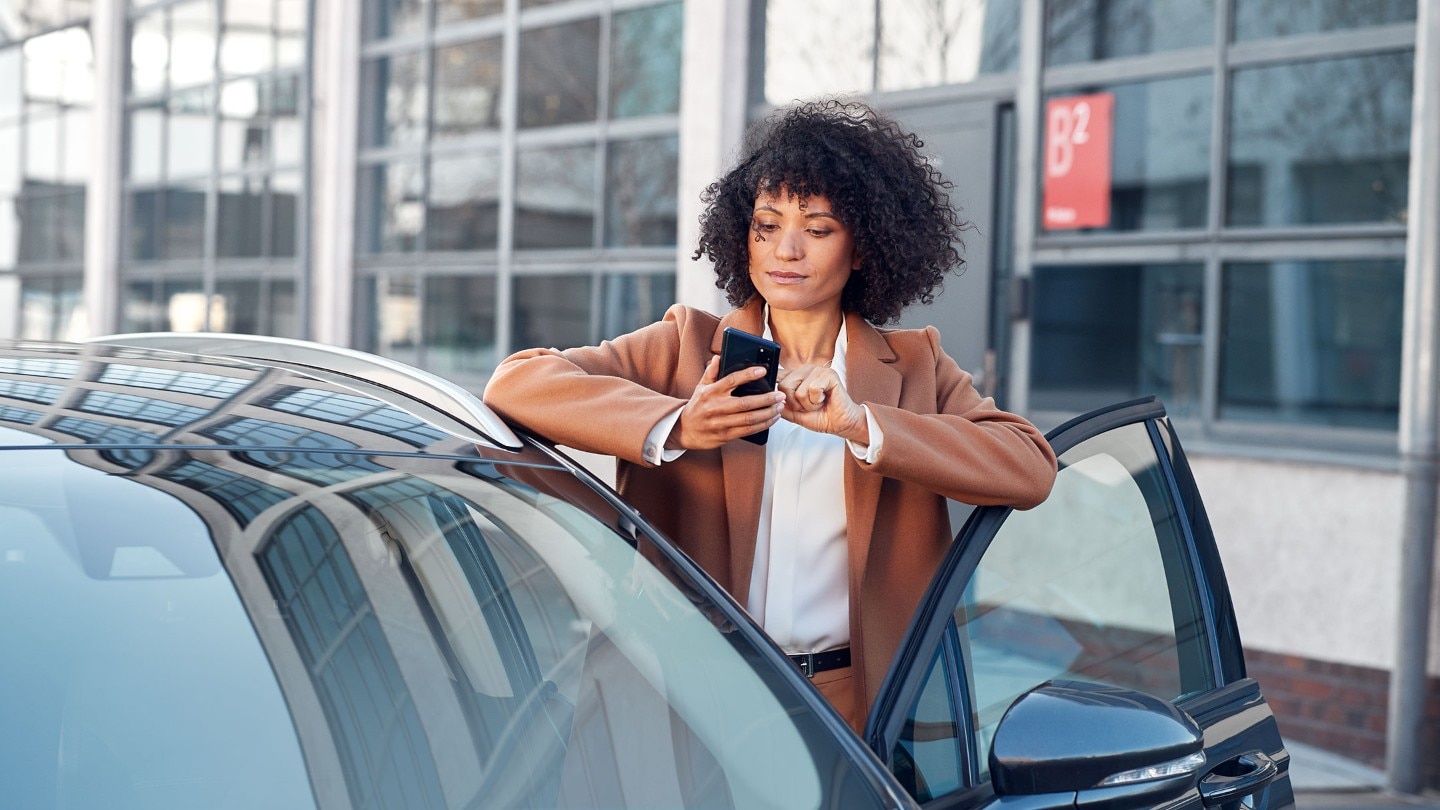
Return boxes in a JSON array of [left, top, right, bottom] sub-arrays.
[[788, 647, 851, 678]]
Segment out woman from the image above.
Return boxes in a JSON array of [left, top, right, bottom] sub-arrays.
[[484, 100, 1057, 731]]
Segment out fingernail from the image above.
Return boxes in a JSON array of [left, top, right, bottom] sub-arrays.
[[753, 367, 766, 376]]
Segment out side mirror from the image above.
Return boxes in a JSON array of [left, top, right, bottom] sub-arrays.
[[991, 680, 1206, 810]]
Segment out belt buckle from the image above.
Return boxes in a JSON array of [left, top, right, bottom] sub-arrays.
[[795, 652, 815, 679]]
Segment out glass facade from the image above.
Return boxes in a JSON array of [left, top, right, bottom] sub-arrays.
[[120, 0, 307, 336]]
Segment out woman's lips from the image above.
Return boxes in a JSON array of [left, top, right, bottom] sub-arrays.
[[766, 271, 807, 285]]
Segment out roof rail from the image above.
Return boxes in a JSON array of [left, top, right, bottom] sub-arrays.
[[86, 332, 524, 451]]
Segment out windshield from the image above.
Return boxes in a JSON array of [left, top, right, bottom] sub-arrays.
[[0, 445, 883, 809]]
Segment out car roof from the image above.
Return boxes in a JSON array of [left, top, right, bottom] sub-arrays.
[[0, 338, 527, 461]]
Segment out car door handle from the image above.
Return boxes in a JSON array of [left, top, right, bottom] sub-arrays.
[[1198, 750, 1280, 807]]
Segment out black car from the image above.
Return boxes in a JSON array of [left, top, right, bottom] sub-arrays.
[[0, 334, 1292, 810]]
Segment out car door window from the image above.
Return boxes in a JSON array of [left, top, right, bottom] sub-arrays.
[[892, 420, 1216, 796]]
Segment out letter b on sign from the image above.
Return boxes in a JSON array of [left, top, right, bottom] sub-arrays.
[[1042, 93, 1113, 230]]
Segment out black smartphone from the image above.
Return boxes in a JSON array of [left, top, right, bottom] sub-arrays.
[[719, 326, 781, 445]]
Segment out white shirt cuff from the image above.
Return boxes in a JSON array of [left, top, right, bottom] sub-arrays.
[[643, 407, 687, 465], [847, 405, 883, 464]]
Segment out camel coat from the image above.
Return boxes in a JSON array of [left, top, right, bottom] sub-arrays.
[[482, 299, 1057, 721]]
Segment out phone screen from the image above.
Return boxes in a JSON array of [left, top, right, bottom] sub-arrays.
[[719, 327, 781, 445]]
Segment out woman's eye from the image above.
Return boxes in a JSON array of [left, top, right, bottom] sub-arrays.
[[753, 221, 779, 232], [807, 228, 832, 237]]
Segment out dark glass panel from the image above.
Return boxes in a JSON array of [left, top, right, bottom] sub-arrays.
[[1046, 0, 1213, 66], [1227, 52, 1412, 227], [121, 279, 162, 332], [434, 38, 503, 136], [1234, 0, 1416, 41], [604, 136, 678, 247], [517, 18, 599, 128], [427, 151, 500, 251], [362, 274, 421, 366], [877, 0, 1020, 90], [1031, 263, 1204, 418], [515, 143, 594, 249], [1042, 74, 1211, 233], [609, 2, 682, 118], [423, 274, 497, 378], [217, 175, 264, 258], [599, 273, 675, 340], [163, 182, 207, 260], [271, 172, 299, 257], [126, 188, 160, 260], [512, 274, 591, 351], [1220, 260, 1401, 430], [214, 278, 262, 333], [358, 160, 423, 254]]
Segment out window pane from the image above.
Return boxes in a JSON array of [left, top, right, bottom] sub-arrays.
[[221, 0, 274, 76], [122, 280, 161, 331], [437, 0, 504, 25], [1046, 0, 1213, 66], [433, 38, 503, 136], [891, 645, 963, 802], [609, 2, 682, 118], [129, 10, 168, 96], [513, 274, 591, 350], [270, 278, 299, 337], [605, 136, 678, 247], [276, 0, 306, 69], [17, 190, 85, 264], [23, 113, 58, 182], [1031, 264, 1204, 418], [1227, 53, 1412, 227], [1234, 0, 1415, 41], [428, 152, 499, 251], [126, 188, 160, 260], [167, 87, 214, 178], [0, 48, 20, 118], [213, 278, 261, 333], [423, 274, 496, 378], [600, 273, 675, 340], [1220, 260, 1402, 430], [270, 74, 303, 166], [761, 0, 874, 104], [515, 144, 595, 249], [878, 0, 1019, 91], [363, 52, 426, 147], [219, 78, 266, 172], [518, 18, 599, 128], [24, 26, 93, 106], [364, 0, 426, 41], [170, 1, 217, 91], [1042, 74, 1211, 233], [59, 107, 87, 183], [361, 274, 421, 366], [359, 160, 423, 254], [164, 182, 207, 259], [271, 172, 298, 257], [217, 176, 263, 258], [163, 277, 209, 331], [19, 275, 83, 341], [959, 422, 1214, 778], [128, 102, 164, 182]]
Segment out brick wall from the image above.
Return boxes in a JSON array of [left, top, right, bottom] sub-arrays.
[[1245, 648, 1440, 789]]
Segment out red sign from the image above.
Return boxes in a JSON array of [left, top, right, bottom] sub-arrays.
[[1042, 93, 1114, 230]]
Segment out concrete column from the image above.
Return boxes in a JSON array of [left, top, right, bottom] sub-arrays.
[[83, 0, 127, 337], [308, 0, 360, 347], [1005, 0, 1044, 412], [674, 0, 751, 314]]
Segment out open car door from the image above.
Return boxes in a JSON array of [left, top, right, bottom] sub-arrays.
[[865, 398, 1294, 810]]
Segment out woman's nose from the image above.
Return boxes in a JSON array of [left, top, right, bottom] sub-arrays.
[[774, 227, 803, 260]]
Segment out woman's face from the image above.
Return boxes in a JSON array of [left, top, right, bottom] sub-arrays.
[[747, 190, 858, 317]]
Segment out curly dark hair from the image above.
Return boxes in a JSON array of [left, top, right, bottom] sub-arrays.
[[692, 99, 968, 325]]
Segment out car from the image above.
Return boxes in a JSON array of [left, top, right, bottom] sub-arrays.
[[0, 334, 1293, 810]]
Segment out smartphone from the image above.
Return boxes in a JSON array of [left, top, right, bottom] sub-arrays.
[[719, 327, 781, 445]]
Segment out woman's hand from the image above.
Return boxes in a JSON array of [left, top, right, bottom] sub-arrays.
[[667, 356, 785, 450], [777, 364, 869, 444]]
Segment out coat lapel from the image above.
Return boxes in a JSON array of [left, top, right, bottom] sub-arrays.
[[841, 312, 901, 598], [716, 301, 767, 604]]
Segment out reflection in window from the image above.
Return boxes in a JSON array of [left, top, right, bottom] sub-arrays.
[[49, 416, 159, 469], [1042, 74, 1211, 233], [258, 506, 447, 809], [892, 644, 963, 802], [169, 1, 217, 90], [1046, 0, 1213, 66], [263, 386, 449, 447], [120, 278, 209, 332], [359, 159, 424, 253], [513, 274, 591, 351], [1234, 0, 1416, 41], [604, 136, 678, 247], [359, 274, 421, 367], [1227, 52, 1412, 227], [79, 390, 208, 427], [438, 0, 505, 24], [1031, 264, 1204, 417], [609, 2, 682, 118], [99, 364, 250, 398], [159, 459, 291, 526], [877, 0, 1019, 90], [518, 18, 599, 128], [434, 38, 503, 136], [217, 175, 264, 257], [0, 405, 41, 424], [0, 357, 78, 378], [1221, 260, 1402, 430], [19, 275, 84, 341], [427, 152, 500, 251], [0, 379, 61, 404], [203, 418, 388, 485], [424, 274, 497, 379], [363, 51, 427, 147], [515, 144, 595, 249], [163, 181, 208, 259], [167, 87, 214, 177], [760, 0, 874, 104], [364, 0, 427, 41], [214, 278, 300, 337]]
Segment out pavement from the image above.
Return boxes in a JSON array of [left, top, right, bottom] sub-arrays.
[[1290, 740, 1440, 809]]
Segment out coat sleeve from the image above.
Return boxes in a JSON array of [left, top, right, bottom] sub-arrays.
[[482, 305, 696, 465], [858, 326, 1058, 509]]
